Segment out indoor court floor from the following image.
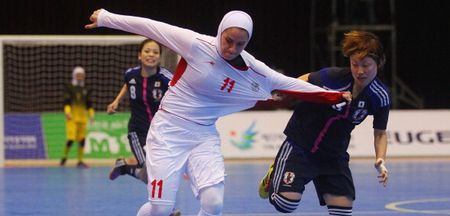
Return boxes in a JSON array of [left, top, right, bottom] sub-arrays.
[[1, 159, 450, 216]]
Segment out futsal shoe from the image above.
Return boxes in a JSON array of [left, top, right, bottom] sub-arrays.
[[77, 161, 89, 169], [60, 158, 67, 166], [109, 158, 126, 180], [170, 209, 181, 216], [258, 162, 274, 199]]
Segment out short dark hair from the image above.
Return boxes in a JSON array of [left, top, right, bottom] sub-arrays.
[[341, 31, 386, 69], [138, 38, 162, 54]]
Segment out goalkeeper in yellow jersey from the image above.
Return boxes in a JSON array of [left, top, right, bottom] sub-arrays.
[[60, 66, 95, 168]]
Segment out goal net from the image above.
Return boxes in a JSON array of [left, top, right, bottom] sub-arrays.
[[0, 35, 179, 166]]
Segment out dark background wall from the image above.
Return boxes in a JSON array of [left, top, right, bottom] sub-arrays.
[[1, 0, 449, 109]]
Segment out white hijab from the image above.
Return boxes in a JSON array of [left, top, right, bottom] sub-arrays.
[[71, 66, 85, 86], [215, 10, 253, 58]]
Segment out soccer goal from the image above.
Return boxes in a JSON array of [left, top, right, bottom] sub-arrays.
[[0, 35, 179, 167]]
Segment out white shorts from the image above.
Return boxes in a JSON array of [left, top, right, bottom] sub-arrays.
[[145, 110, 225, 205]]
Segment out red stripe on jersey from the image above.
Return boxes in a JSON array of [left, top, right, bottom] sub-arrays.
[[275, 89, 344, 105], [249, 67, 266, 78], [170, 58, 188, 86], [142, 78, 153, 123], [311, 104, 351, 153]]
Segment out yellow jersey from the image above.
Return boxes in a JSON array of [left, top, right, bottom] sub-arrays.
[[63, 84, 94, 123]]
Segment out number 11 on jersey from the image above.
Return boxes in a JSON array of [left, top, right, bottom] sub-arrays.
[[221, 77, 235, 92]]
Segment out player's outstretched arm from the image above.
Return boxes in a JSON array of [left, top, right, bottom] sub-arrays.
[[107, 84, 128, 114], [297, 72, 352, 103]]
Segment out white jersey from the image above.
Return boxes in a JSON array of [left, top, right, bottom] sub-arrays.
[[98, 10, 343, 125]]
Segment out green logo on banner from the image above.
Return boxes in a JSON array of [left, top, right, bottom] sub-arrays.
[[42, 112, 133, 159]]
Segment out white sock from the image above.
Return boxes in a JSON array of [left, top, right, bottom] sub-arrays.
[[137, 202, 173, 216]]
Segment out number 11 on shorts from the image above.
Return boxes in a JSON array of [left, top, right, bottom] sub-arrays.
[[150, 179, 163, 198]]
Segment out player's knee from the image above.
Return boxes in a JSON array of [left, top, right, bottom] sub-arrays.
[[199, 183, 224, 215], [269, 192, 300, 213], [199, 199, 223, 216]]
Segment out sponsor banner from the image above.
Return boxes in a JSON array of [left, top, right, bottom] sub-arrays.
[[85, 113, 132, 158], [6, 110, 450, 160], [378, 110, 450, 156], [4, 114, 46, 159], [218, 110, 450, 158], [217, 111, 291, 158], [42, 112, 132, 159]]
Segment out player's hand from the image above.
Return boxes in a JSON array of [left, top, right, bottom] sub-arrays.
[[107, 102, 118, 114], [271, 91, 286, 101], [374, 158, 389, 187], [342, 91, 352, 102], [85, 9, 103, 29]]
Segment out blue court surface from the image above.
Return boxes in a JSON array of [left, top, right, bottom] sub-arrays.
[[1, 159, 450, 216]]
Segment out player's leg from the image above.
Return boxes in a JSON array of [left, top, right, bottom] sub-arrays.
[[60, 140, 73, 166], [137, 112, 191, 216], [129, 131, 146, 167], [137, 157, 183, 215], [76, 138, 88, 168], [137, 201, 174, 216], [268, 139, 314, 213], [187, 133, 225, 216], [259, 161, 274, 199], [325, 197, 353, 216], [136, 203, 181, 216], [134, 163, 182, 216], [76, 122, 88, 168], [109, 158, 149, 182], [61, 120, 76, 166], [314, 161, 354, 216], [198, 183, 224, 216], [109, 131, 146, 182]]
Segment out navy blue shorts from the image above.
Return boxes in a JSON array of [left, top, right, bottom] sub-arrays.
[[127, 130, 147, 167], [269, 138, 355, 206]]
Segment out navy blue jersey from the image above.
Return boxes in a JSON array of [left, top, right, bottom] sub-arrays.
[[124, 66, 171, 133], [284, 67, 390, 157]]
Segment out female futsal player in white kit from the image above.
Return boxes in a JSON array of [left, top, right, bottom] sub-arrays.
[[86, 9, 351, 216]]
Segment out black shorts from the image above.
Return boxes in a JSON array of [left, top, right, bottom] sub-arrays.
[[128, 131, 147, 167], [269, 138, 355, 206]]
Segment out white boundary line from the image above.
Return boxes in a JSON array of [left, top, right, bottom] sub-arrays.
[[180, 211, 406, 216], [386, 198, 450, 215], [0, 39, 4, 167]]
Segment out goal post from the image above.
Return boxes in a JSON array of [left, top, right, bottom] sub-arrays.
[[0, 40, 4, 167], [0, 35, 179, 166]]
